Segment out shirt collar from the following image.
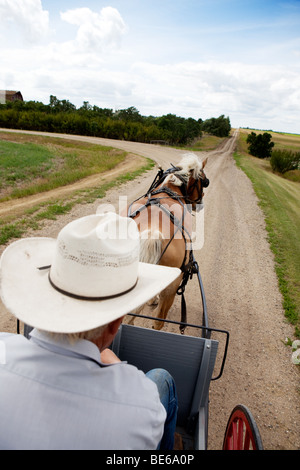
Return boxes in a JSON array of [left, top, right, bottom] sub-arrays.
[[29, 329, 104, 366]]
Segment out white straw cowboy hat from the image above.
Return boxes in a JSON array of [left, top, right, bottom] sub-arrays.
[[0, 212, 180, 334]]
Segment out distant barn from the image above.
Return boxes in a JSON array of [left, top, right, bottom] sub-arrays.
[[0, 90, 24, 103]]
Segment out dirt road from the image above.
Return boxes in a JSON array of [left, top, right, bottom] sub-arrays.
[[0, 128, 299, 450]]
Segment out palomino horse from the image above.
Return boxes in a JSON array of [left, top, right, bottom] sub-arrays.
[[127, 153, 209, 331]]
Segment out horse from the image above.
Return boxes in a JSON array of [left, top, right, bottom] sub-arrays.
[[127, 152, 209, 331]]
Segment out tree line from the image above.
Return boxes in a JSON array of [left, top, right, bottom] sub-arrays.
[[0, 95, 231, 145]]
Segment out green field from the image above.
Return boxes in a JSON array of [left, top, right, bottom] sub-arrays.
[[0, 132, 127, 200], [236, 129, 300, 337], [181, 133, 227, 151], [0, 132, 153, 245]]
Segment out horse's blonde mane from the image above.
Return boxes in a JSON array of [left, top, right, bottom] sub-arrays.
[[165, 153, 203, 187]]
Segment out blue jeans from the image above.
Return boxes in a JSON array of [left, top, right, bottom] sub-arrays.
[[146, 369, 178, 450]]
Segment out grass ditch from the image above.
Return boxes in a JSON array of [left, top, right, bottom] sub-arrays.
[[236, 129, 300, 338], [0, 131, 154, 245], [178, 133, 227, 152]]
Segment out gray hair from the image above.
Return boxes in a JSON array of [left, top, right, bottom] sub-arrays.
[[41, 324, 107, 344]]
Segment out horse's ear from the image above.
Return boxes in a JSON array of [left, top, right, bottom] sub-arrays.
[[202, 157, 208, 169]]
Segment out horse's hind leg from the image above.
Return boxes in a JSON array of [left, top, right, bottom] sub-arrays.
[[152, 296, 175, 330], [148, 295, 159, 306], [126, 302, 144, 325], [152, 277, 182, 330], [127, 315, 135, 325]]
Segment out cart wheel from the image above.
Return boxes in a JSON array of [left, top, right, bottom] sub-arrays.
[[223, 404, 263, 450]]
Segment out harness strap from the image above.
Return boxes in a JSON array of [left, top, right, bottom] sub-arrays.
[[176, 253, 199, 334], [128, 166, 202, 333], [128, 192, 192, 271]]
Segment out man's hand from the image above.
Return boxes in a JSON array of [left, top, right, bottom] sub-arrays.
[[100, 348, 121, 364]]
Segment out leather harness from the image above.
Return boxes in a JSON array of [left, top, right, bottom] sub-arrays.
[[127, 165, 209, 333]]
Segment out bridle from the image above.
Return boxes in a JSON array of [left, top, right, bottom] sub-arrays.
[[141, 164, 209, 207], [184, 170, 210, 206]]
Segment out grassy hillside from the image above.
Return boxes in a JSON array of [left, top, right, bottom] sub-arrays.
[[0, 131, 153, 245], [0, 132, 127, 201], [236, 129, 300, 337]]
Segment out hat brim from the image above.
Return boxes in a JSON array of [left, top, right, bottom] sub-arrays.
[[0, 238, 181, 333]]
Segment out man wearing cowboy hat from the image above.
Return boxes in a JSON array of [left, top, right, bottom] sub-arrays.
[[0, 212, 181, 450]]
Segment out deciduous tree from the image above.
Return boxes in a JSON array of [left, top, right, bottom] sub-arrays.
[[246, 132, 274, 159]]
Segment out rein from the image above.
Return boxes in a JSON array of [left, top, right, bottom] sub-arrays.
[[129, 191, 191, 269]]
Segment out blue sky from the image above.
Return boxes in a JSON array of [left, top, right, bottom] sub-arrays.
[[0, 0, 300, 133]]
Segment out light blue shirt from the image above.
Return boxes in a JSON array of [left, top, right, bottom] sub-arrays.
[[0, 330, 166, 450]]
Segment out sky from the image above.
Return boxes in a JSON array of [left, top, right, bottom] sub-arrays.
[[0, 0, 300, 134]]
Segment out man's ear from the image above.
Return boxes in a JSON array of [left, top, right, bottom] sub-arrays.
[[108, 316, 124, 336]]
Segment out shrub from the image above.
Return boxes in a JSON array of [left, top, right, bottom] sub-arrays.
[[202, 114, 231, 137], [270, 149, 300, 174], [246, 132, 274, 158]]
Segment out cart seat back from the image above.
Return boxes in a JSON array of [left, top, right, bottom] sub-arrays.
[[111, 324, 218, 428]]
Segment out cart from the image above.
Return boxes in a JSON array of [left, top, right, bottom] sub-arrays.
[[110, 259, 264, 450], [21, 259, 263, 450]]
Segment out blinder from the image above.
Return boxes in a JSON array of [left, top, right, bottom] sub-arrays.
[[202, 176, 210, 188], [186, 172, 210, 206]]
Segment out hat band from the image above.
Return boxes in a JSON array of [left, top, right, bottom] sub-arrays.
[[48, 273, 138, 301]]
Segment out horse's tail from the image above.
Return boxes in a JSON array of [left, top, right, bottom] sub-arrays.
[[139, 229, 164, 265], [127, 229, 164, 320]]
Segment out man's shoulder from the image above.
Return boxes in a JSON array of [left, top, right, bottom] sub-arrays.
[[0, 332, 14, 338], [0, 332, 27, 343]]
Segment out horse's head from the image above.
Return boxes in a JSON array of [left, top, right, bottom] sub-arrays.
[[168, 153, 209, 210], [185, 156, 209, 210]]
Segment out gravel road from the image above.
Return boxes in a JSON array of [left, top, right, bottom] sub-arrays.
[[0, 129, 299, 450]]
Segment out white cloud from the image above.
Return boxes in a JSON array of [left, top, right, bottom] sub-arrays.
[[60, 6, 127, 52], [128, 61, 300, 131], [0, 3, 299, 133], [2, 37, 299, 132], [0, 0, 50, 42]]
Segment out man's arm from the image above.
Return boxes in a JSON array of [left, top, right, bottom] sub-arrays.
[[100, 348, 121, 364]]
